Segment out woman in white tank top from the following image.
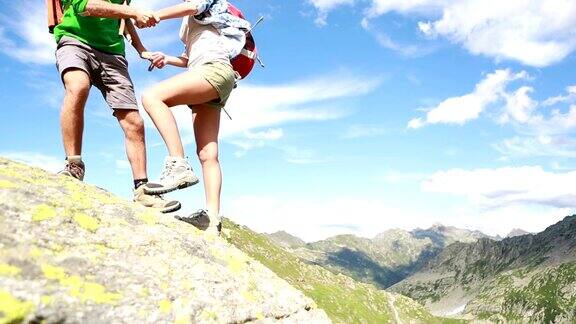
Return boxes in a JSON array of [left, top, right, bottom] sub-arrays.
[[139, 0, 249, 235]]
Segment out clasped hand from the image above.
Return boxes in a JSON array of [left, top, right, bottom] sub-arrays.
[[135, 9, 160, 28]]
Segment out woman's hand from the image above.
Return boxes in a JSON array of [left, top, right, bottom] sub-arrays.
[[149, 52, 168, 69], [141, 51, 167, 69]]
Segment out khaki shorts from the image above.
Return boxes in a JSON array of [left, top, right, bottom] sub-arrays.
[[55, 36, 138, 111], [188, 61, 236, 111]]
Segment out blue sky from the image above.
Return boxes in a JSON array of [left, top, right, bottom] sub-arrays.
[[1, 0, 576, 241]]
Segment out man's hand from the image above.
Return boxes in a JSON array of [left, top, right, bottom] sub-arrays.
[[135, 10, 160, 28]]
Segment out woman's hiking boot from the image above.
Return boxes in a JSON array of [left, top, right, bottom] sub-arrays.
[[133, 185, 181, 213], [175, 209, 222, 235], [143, 156, 199, 195]]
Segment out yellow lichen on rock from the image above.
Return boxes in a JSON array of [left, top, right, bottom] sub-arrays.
[[68, 187, 93, 209], [256, 311, 265, 320], [29, 247, 45, 258], [159, 299, 172, 314], [73, 213, 100, 232], [138, 212, 158, 225], [0, 263, 21, 277], [241, 290, 257, 303], [226, 252, 248, 274], [41, 264, 122, 304], [0, 179, 16, 189], [41, 295, 54, 305], [0, 289, 34, 323], [199, 309, 219, 321], [174, 316, 189, 324], [32, 204, 57, 222]]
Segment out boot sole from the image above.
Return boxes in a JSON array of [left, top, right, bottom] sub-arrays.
[[174, 216, 221, 236], [159, 201, 182, 213], [143, 178, 199, 195]]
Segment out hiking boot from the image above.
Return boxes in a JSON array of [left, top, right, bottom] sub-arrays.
[[175, 209, 222, 235], [143, 156, 199, 195], [134, 185, 181, 213], [58, 158, 85, 181]]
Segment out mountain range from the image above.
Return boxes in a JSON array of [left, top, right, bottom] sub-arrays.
[[391, 215, 576, 322], [268, 224, 493, 288], [267, 217, 576, 322]]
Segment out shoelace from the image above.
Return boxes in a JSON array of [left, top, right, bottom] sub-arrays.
[[159, 160, 176, 181], [67, 162, 84, 178], [190, 209, 207, 220]]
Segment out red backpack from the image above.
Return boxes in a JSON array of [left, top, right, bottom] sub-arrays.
[[227, 3, 259, 80]]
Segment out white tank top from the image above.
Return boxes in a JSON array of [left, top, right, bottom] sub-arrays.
[[179, 16, 231, 68]]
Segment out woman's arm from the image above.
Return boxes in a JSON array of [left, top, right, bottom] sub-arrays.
[[155, 2, 199, 21], [147, 52, 189, 69], [164, 55, 189, 68]]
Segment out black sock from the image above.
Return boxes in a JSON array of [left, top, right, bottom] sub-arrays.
[[134, 178, 148, 189]]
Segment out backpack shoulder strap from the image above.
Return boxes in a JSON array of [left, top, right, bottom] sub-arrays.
[[47, 0, 64, 34]]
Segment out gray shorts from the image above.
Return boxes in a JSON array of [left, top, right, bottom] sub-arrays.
[[55, 36, 138, 111]]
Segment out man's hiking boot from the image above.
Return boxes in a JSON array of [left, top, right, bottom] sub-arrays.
[[58, 158, 85, 181], [143, 156, 199, 195], [134, 185, 181, 213], [175, 209, 222, 235]]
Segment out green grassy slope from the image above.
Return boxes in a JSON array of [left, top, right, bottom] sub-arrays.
[[224, 220, 464, 323]]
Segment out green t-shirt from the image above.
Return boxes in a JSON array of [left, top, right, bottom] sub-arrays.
[[54, 0, 130, 55]]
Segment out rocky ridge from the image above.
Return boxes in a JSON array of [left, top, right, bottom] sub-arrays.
[[0, 157, 329, 323]]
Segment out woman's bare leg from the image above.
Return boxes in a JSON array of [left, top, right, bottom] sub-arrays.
[[141, 71, 219, 157], [193, 105, 222, 215]]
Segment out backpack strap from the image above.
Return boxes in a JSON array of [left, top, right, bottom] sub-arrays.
[[240, 48, 256, 59], [46, 0, 64, 33]]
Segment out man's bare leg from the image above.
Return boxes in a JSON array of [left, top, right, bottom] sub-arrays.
[[114, 109, 147, 180], [61, 69, 90, 156]]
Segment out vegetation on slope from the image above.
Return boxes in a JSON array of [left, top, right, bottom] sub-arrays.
[[225, 221, 463, 323]]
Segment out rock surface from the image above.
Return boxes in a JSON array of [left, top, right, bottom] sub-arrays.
[[0, 157, 330, 323]]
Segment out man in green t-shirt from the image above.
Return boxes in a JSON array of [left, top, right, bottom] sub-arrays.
[[53, 0, 180, 213]]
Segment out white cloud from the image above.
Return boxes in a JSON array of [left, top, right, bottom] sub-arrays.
[[142, 72, 382, 148], [115, 159, 131, 173], [227, 195, 432, 241], [229, 128, 284, 156], [372, 32, 427, 57], [226, 193, 572, 242], [281, 146, 326, 164], [543, 85, 576, 106], [380, 170, 427, 184], [499, 86, 537, 124], [422, 166, 576, 209], [404, 70, 576, 159], [494, 136, 576, 158], [342, 124, 387, 139], [0, 3, 56, 64], [1, 152, 62, 173], [408, 69, 528, 128], [0, 1, 179, 65], [366, 0, 576, 67], [492, 85, 576, 158], [308, 0, 355, 26]]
